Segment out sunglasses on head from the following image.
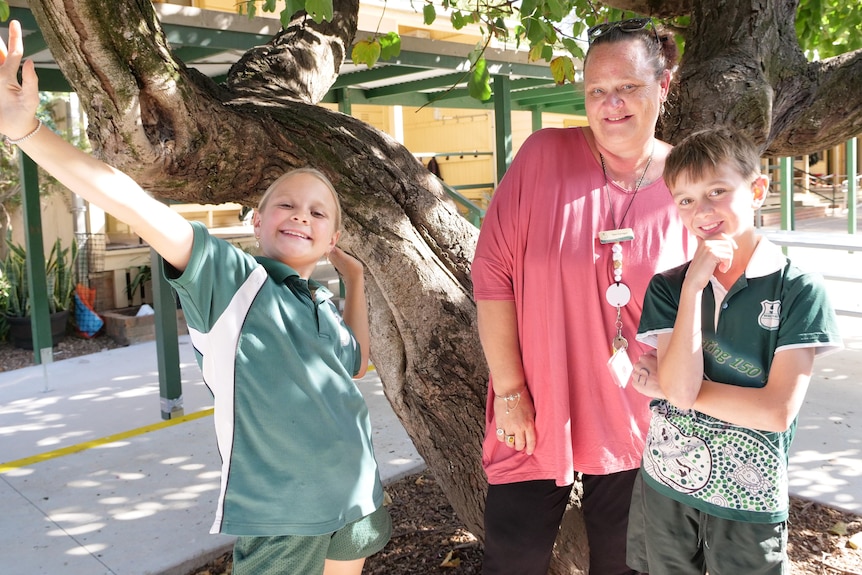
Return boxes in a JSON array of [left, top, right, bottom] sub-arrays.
[[587, 17, 659, 45]]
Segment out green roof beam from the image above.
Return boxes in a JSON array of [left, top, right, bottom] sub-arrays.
[[364, 72, 468, 99]]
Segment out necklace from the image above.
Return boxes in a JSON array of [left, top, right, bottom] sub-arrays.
[[599, 144, 654, 354], [601, 146, 654, 234]]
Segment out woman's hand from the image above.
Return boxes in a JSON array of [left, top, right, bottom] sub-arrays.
[[0, 21, 41, 141], [631, 350, 664, 399], [493, 386, 537, 455]]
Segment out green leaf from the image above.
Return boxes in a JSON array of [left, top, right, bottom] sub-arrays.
[[468, 57, 492, 101], [524, 18, 545, 44], [528, 41, 545, 62], [550, 55, 575, 85], [545, 0, 565, 21], [520, 0, 538, 18], [467, 42, 485, 66], [451, 10, 466, 30], [561, 38, 584, 61], [263, 0, 277, 11], [541, 44, 554, 62], [284, 0, 305, 21], [423, 3, 437, 26], [379, 32, 402, 60], [0, 2, 10, 22], [305, 0, 333, 23], [351, 39, 381, 68]]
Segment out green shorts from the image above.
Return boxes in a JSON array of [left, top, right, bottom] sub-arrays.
[[232, 505, 392, 575], [626, 472, 788, 575]]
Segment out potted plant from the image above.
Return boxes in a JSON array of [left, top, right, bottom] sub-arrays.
[[0, 237, 78, 349], [102, 263, 188, 346]]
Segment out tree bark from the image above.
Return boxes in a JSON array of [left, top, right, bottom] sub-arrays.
[[22, 1, 862, 573], [610, 0, 862, 154]]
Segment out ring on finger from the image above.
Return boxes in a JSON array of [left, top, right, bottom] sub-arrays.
[[496, 428, 505, 437], [506, 435, 515, 445]]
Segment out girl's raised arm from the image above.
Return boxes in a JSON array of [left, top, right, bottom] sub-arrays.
[[0, 21, 193, 271]]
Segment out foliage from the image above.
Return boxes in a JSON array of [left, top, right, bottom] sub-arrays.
[[124, 264, 152, 302], [236, 0, 861, 99], [1, 93, 91, 262], [0, 238, 78, 318], [796, 0, 862, 59]]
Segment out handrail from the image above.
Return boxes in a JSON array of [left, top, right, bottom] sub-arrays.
[[438, 178, 486, 227], [760, 229, 861, 317], [414, 151, 493, 159], [791, 167, 841, 206]]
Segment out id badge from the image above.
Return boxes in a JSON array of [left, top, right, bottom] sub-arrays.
[[607, 348, 633, 388]]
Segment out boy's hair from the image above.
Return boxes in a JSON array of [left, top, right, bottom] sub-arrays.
[[664, 127, 762, 190], [257, 167, 343, 231]]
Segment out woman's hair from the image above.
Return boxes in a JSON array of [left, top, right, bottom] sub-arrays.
[[585, 21, 679, 81], [664, 127, 762, 189], [257, 167, 343, 231]]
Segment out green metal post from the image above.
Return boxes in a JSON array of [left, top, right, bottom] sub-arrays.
[[493, 75, 513, 182], [779, 157, 794, 231], [337, 88, 352, 116], [18, 153, 53, 363], [150, 249, 183, 420], [531, 108, 543, 133], [847, 138, 857, 235]]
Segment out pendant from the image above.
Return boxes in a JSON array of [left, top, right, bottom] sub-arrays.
[[599, 228, 635, 244], [606, 282, 631, 307]]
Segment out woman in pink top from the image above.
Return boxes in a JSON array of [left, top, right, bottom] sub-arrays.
[[472, 19, 692, 575]]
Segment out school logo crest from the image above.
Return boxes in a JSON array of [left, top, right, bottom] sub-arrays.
[[758, 300, 781, 330]]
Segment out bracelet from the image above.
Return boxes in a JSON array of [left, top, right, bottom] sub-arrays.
[[494, 387, 526, 414], [6, 119, 43, 145]]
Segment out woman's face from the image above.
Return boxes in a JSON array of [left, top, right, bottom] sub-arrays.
[[584, 39, 669, 152]]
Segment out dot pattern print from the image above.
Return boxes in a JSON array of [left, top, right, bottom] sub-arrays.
[[642, 401, 787, 518]]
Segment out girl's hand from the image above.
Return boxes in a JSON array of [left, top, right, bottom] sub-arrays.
[[328, 246, 363, 283], [0, 21, 41, 141]]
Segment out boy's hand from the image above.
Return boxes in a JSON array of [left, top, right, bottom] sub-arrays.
[[686, 234, 737, 289], [0, 21, 41, 141]]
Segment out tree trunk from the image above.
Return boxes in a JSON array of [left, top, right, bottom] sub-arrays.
[[22, 0, 862, 573]]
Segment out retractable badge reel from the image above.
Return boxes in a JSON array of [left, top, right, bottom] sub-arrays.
[[600, 231, 635, 388]]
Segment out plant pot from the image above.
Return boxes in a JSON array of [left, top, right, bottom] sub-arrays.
[[101, 306, 188, 346], [6, 310, 70, 350]]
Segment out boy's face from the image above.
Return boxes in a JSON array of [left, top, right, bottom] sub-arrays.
[[253, 172, 340, 277], [670, 162, 768, 241]]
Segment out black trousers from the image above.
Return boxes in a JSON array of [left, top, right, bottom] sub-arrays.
[[482, 469, 642, 575]]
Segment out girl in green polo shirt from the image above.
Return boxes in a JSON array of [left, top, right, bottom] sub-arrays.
[[0, 21, 390, 575]]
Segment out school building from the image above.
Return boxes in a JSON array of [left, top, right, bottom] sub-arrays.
[[4, 0, 860, 316]]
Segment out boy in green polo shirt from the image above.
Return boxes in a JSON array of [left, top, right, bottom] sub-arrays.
[[625, 127, 842, 574]]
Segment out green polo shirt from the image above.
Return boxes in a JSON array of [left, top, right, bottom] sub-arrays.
[[636, 238, 841, 523], [167, 222, 383, 536]]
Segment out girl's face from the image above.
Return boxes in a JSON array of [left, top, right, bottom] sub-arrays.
[[584, 39, 669, 154], [253, 172, 340, 278]]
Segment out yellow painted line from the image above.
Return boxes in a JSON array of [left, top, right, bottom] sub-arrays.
[[0, 408, 214, 475]]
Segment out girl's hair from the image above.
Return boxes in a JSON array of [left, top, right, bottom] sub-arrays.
[[257, 167, 343, 231], [585, 21, 679, 82], [664, 127, 762, 190]]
